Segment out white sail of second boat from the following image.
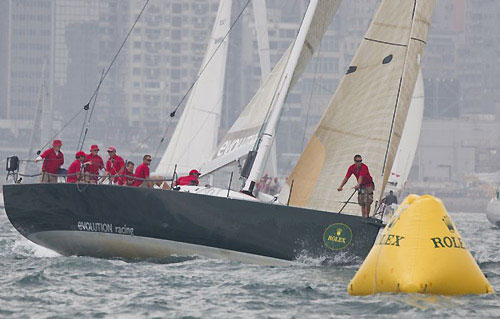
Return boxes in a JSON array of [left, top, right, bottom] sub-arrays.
[[155, 0, 232, 177], [280, 0, 436, 214], [386, 69, 424, 193]]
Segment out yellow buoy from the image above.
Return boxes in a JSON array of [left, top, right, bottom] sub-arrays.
[[348, 194, 494, 295]]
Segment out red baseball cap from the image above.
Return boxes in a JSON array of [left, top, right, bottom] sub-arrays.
[[107, 146, 116, 152], [52, 140, 63, 147], [189, 169, 201, 176], [75, 151, 86, 158], [90, 144, 99, 151]]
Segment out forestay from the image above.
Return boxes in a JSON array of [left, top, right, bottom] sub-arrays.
[[387, 69, 424, 193], [201, 0, 343, 176], [280, 0, 436, 214], [155, 0, 231, 177]]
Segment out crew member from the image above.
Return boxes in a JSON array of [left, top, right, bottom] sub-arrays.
[[67, 151, 86, 183], [105, 146, 125, 183], [337, 154, 374, 218], [134, 155, 151, 187], [118, 161, 135, 186], [383, 190, 398, 206], [84, 144, 104, 183], [35, 139, 64, 183], [175, 169, 200, 186]]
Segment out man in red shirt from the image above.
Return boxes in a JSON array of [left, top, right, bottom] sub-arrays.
[[134, 155, 151, 187], [105, 146, 125, 184], [118, 161, 135, 186], [35, 139, 64, 183], [175, 169, 200, 186], [84, 144, 104, 183], [67, 151, 86, 183], [337, 154, 374, 218]]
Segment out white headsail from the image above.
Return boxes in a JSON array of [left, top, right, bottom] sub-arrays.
[[201, 0, 343, 176], [387, 69, 424, 193], [155, 0, 232, 177], [280, 0, 436, 214]]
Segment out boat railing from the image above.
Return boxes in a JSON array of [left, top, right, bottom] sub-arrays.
[[8, 159, 173, 188]]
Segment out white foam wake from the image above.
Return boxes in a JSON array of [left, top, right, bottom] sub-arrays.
[[12, 238, 60, 258]]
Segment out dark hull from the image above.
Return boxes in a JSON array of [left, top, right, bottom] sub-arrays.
[[3, 184, 382, 264]]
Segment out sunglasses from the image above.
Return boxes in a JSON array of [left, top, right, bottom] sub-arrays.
[[355, 159, 362, 163], [145, 159, 152, 162]]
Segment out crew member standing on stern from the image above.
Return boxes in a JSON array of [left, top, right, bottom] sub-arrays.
[[337, 154, 374, 218], [35, 139, 64, 183]]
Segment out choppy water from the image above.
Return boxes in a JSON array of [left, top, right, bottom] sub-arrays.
[[0, 210, 498, 319]]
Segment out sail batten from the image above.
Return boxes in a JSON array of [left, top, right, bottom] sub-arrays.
[[280, 0, 436, 214]]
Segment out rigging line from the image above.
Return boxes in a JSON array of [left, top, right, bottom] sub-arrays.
[[300, 40, 323, 153], [250, 0, 314, 156], [159, 65, 237, 169], [77, 104, 90, 151], [167, 0, 252, 119], [79, 69, 105, 151], [85, 0, 150, 106], [151, 0, 252, 159], [37, 108, 86, 154], [127, 116, 175, 163], [381, 0, 418, 175], [38, 0, 150, 153]]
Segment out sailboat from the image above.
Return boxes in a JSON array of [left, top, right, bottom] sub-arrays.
[[3, 0, 436, 264]]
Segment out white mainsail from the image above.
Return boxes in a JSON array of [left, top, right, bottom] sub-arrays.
[[280, 0, 436, 214], [201, 0, 342, 176], [155, 0, 232, 177], [387, 69, 424, 193]]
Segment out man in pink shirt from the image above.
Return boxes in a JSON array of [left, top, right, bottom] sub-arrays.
[[337, 154, 374, 218], [84, 144, 104, 183], [134, 155, 151, 187]]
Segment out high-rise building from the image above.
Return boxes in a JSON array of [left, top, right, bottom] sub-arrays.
[[1, 0, 54, 144], [126, 0, 219, 132]]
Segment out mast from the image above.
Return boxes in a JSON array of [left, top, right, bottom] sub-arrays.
[[242, 0, 319, 193], [252, 0, 278, 177], [252, 0, 271, 79], [22, 58, 48, 176]]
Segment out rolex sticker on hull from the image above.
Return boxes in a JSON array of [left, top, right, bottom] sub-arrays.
[[323, 223, 352, 250]]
